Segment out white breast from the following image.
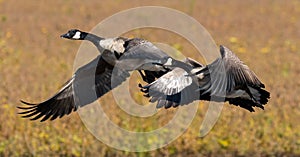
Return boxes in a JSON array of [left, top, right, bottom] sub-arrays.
[[99, 38, 125, 53]]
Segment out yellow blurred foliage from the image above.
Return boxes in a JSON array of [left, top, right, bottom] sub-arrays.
[[229, 37, 238, 44], [217, 139, 230, 149], [5, 31, 11, 39], [41, 27, 48, 34], [237, 47, 246, 53], [260, 47, 270, 54]]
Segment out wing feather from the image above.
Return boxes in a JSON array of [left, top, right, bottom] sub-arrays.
[[199, 45, 265, 96], [18, 56, 130, 121], [147, 68, 193, 96]]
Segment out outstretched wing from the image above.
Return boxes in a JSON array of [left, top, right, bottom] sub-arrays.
[[18, 56, 130, 122], [145, 68, 193, 96], [146, 82, 200, 109], [140, 66, 200, 109], [198, 45, 265, 96], [139, 57, 204, 96], [140, 46, 269, 111]]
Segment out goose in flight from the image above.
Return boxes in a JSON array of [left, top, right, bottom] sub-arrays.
[[18, 29, 192, 122], [140, 45, 270, 111]]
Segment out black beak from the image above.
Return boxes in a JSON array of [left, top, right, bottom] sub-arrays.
[[60, 33, 71, 39]]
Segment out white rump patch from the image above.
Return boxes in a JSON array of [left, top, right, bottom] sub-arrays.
[[73, 31, 81, 39]]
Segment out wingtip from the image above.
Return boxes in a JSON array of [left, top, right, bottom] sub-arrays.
[[39, 118, 47, 122], [219, 45, 230, 58], [17, 109, 35, 114], [17, 106, 35, 110], [20, 100, 36, 106], [219, 45, 238, 59], [17, 100, 38, 111], [219, 45, 225, 57], [138, 83, 143, 88]]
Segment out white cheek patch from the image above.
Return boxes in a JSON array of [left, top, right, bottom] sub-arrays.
[[165, 58, 173, 66], [73, 31, 81, 39]]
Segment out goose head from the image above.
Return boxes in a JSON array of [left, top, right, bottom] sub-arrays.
[[60, 29, 87, 40]]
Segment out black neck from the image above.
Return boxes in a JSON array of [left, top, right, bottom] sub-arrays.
[[81, 32, 104, 47]]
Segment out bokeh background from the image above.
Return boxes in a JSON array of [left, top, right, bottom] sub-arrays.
[[0, 0, 299, 156]]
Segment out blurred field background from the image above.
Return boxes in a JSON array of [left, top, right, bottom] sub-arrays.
[[0, 0, 300, 156]]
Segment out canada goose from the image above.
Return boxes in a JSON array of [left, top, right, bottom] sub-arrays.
[[18, 29, 192, 121], [60, 29, 191, 72], [140, 45, 270, 111]]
